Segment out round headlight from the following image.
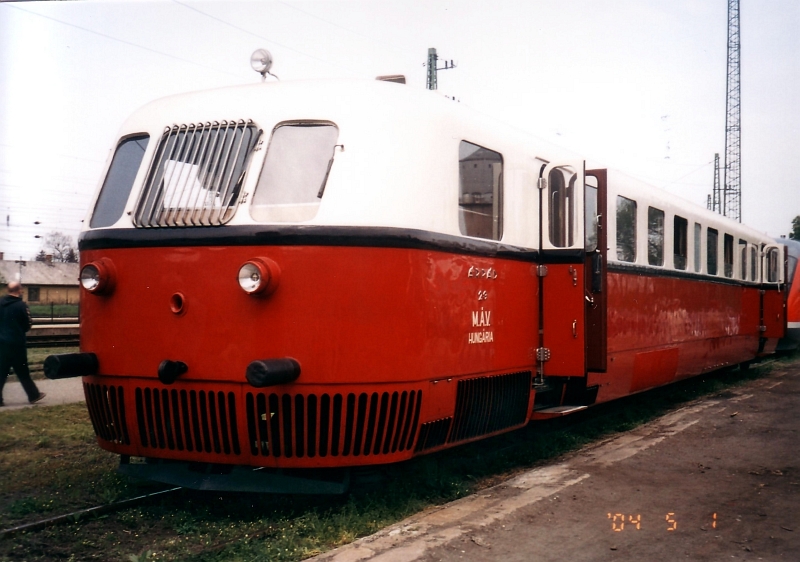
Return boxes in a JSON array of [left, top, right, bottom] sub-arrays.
[[80, 264, 101, 291], [238, 258, 280, 296], [238, 262, 263, 294], [80, 259, 116, 295]]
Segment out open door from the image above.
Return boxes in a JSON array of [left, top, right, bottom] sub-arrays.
[[584, 169, 608, 372], [538, 161, 586, 377], [761, 244, 787, 340]]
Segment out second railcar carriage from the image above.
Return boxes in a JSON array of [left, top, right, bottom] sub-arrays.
[[47, 76, 788, 492]]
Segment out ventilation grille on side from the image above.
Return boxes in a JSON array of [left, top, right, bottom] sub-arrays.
[[135, 388, 241, 455], [448, 371, 531, 443], [84, 383, 130, 445], [246, 390, 422, 458]]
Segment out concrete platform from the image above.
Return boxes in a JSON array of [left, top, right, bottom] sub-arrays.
[[312, 362, 800, 562], [0, 376, 84, 411]]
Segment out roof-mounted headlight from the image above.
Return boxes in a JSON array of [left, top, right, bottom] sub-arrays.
[[80, 259, 116, 295], [238, 258, 280, 296]]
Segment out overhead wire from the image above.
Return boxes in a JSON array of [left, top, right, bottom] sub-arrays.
[[3, 3, 239, 78], [274, 0, 408, 57], [171, 0, 357, 73]]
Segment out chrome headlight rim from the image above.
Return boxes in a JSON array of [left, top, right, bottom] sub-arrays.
[[79, 258, 116, 295], [237, 258, 280, 296]]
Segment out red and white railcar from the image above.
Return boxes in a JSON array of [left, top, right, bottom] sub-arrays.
[[777, 237, 800, 350], [48, 77, 787, 492]]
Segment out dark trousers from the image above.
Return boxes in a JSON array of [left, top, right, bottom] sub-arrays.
[[0, 342, 41, 403]]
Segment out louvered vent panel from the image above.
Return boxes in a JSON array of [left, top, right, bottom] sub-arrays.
[[246, 390, 422, 458], [415, 417, 453, 452], [133, 121, 261, 227], [448, 371, 531, 443], [134, 388, 241, 456], [84, 383, 130, 445]]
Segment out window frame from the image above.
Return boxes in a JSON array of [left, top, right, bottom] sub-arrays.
[[694, 222, 702, 272], [723, 233, 734, 278], [615, 195, 637, 263], [458, 140, 503, 241], [91, 133, 150, 228], [707, 228, 719, 276], [250, 120, 340, 223], [673, 215, 688, 270]]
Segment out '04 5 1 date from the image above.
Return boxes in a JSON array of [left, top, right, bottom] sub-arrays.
[[607, 512, 717, 532]]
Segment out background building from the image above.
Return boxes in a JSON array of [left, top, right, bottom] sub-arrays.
[[0, 253, 79, 305]]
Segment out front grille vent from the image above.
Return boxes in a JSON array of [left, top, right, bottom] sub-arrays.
[[246, 390, 422, 458], [448, 371, 531, 443], [415, 417, 452, 452], [133, 120, 261, 227], [134, 388, 241, 455], [84, 383, 130, 445]]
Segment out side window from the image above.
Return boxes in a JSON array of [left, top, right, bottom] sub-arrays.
[[28, 287, 40, 302], [707, 228, 718, 275], [694, 222, 702, 272], [647, 207, 664, 266], [91, 134, 150, 228], [674, 215, 688, 270], [459, 141, 503, 240], [723, 234, 734, 278], [739, 239, 748, 280], [251, 122, 339, 222], [616, 196, 637, 262], [788, 254, 798, 285], [750, 246, 758, 281]]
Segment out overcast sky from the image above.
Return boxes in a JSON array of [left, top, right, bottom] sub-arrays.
[[1, 0, 798, 260]]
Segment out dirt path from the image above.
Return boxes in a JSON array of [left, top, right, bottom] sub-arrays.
[[312, 364, 800, 562]]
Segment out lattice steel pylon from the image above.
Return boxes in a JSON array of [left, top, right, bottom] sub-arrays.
[[711, 153, 722, 212], [723, 0, 741, 222]]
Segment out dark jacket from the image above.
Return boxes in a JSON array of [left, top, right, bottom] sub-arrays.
[[0, 294, 32, 346]]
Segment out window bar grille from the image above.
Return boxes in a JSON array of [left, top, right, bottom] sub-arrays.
[[190, 122, 225, 227], [133, 120, 259, 227], [169, 123, 206, 226], [181, 122, 217, 226]]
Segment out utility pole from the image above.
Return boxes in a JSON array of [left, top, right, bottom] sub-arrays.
[[711, 153, 722, 212], [723, 0, 741, 222], [425, 47, 456, 90]]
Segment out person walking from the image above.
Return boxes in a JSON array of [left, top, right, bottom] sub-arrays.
[[0, 281, 45, 406]]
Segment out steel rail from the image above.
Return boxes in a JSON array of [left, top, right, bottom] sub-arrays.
[[0, 487, 181, 540]]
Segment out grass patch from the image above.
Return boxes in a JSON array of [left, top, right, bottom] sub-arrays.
[[26, 346, 80, 368], [28, 304, 79, 318], [0, 404, 161, 530], [0, 352, 796, 561]]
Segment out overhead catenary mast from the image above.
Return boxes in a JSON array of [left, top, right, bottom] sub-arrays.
[[425, 48, 456, 91], [707, 1, 741, 221], [723, 0, 742, 222]]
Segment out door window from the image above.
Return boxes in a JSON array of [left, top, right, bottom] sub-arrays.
[[585, 179, 598, 252]]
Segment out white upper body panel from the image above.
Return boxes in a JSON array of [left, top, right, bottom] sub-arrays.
[[85, 78, 778, 270]]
